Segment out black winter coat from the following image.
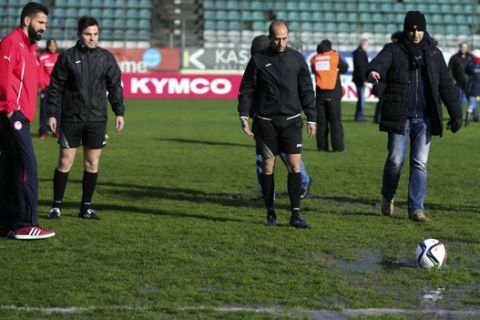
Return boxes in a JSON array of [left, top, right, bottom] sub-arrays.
[[368, 36, 462, 136], [352, 47, 369, 86], [47, 41, 125, 122]]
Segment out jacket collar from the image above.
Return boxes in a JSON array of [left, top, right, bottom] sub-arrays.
[[15, 27, 34, 48], [75, 40, 96, 53], [398, 32, 434, 54]]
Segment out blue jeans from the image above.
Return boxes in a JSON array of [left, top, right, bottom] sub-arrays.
[[468, 96, 479, 119], [382, 117, 431, 213], [355, 84, 366, 121], [256, 153, 310, 194]]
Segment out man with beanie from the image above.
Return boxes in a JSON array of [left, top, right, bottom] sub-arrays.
[[250, 35, 313, 198], [47, 16, 125, 220], [238, 21, 316, 228], [368, 11, 462, 222], [310, 39, 348, 151]]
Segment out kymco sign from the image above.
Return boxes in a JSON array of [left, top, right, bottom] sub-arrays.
[[122, 74, 242, 99]]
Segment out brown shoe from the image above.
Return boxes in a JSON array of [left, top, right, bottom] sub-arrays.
[[409, 210, 429, 223], [381, 198, 395, 216]]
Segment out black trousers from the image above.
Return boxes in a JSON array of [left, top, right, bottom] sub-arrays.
[[0, 112, 38, 229], [315, 98, 344, 151]]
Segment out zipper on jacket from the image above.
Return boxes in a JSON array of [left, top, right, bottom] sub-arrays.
[[86, 51, 93, 120], [415, 68, 419, 118]]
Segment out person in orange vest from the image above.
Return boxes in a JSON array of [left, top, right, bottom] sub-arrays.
[[310, 40, 348, 151]]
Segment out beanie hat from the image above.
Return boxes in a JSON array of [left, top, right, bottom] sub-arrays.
[[403, 11, 426, 32], [250, 35, 270, 55], [317, 39, 332, 53]]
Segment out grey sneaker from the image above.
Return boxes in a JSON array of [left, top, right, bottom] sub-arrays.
[[48, 207, 62, 219], [409, 210, 429, 223], [381, 198, 395, 216]]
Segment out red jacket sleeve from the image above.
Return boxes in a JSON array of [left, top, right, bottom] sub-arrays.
[[0, 37, 19, 114]]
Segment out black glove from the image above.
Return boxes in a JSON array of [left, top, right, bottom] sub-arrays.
[[447, 118, 462, 133]]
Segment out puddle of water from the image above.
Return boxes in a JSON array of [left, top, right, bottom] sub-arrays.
[[420, 287, 445, 308], [418, 285, 480, 310], [337, 248, 416, 274]]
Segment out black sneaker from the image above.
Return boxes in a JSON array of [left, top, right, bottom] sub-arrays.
[[289, 214, 309, 229], [79, 209, 102, 220], [265, 210, 276, 226], [300, 178, 312, 199], [48, 207, 62, 219]]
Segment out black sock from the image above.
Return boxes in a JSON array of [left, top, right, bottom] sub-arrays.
[[288, 172, 301, 214], [52, 169, 69, 209], [261, 173, 275, 211], [81, 171, 98, 211]]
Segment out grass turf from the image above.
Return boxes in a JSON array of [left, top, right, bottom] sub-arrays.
[[0, 99, 479, 319]]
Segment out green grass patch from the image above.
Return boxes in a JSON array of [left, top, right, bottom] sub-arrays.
[[0, 99, 479, 319]]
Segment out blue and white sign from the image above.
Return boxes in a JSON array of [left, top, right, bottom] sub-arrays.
[[142, 49, 162, 68]]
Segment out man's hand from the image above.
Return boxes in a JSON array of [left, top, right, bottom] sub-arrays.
[[115, 116, 125, 132], [368, 71, 381, 84], [240, 117, 253, 136], [48, 117, 57, 133], [307, 122, 316, 138], [447, 118, 462, 133]]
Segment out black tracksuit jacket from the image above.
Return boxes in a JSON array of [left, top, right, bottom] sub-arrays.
[[237, 47, 316, 122], [47, 41, 125, 122]]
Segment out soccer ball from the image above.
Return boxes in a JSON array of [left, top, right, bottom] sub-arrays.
[[415, 239, 447, 269]]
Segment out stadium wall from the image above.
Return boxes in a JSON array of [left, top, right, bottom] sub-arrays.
[[110, 47, 457, 101]]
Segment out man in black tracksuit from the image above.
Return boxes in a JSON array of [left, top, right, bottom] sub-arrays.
[[47, 16, 125, 220], [368, 11, 462, 222], [238, 20, 316, 228]]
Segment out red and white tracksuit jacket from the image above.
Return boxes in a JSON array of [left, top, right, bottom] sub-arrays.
[[0, 28, 40, 122]]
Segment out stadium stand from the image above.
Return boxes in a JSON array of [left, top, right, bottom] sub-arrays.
[[0, 0, 479, 51], [200, 0, 480, 51], [0, 0, 152, 45]]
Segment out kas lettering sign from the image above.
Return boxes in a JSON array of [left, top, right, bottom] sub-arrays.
[[183, 48, 250, 70]]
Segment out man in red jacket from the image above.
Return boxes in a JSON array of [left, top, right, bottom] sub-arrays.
[[38, 39, 60, 139], [0, 2, 55, 239]]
